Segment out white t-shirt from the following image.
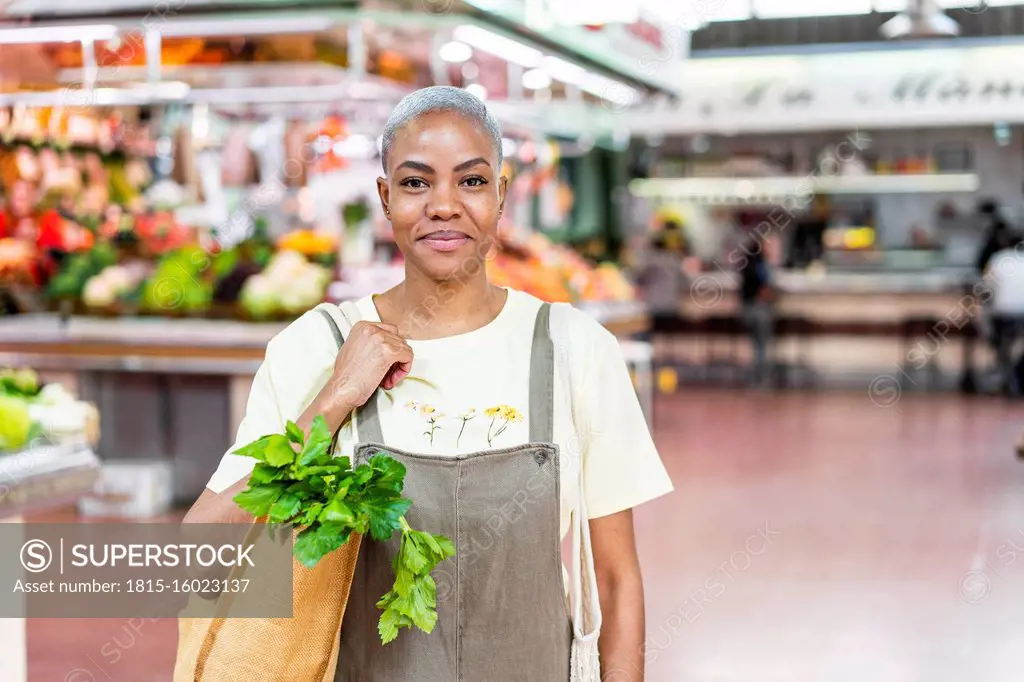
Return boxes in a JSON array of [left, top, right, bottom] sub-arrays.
[[206, 288, 673, 538], [988, 247, 1024, 315]]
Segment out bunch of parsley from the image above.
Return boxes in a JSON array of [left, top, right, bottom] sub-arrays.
[[231, 415, 455, 644]]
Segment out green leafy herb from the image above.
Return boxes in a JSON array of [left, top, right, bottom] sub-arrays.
[[232, 414, 455, 645], [375, 521, 455, 644], [285, 421, 305, 446]]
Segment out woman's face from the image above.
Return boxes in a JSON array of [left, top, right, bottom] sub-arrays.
[[378, 111, 506, 281]]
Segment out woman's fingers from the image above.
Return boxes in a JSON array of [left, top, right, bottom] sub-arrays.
[[384, 359, 413, 390], [369, 321, 401, 335], [380, 341, 413, 390], [345, 319, 415, 392]]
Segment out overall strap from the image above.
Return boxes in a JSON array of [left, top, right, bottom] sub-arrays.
[[319, 306, 386, 446], [318, 308, 345, 349], [357, 380, 385, 444], [529, 302, 555, 442]]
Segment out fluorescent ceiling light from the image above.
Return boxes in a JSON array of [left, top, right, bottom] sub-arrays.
[[159, 16, 333, 38], [541, 56, 586, 85], [452, 25, 542, 68], [465, 83, 488, 101], [439, 41, 473, 63], [0, 24, 116, 44], [753, 0, 873, 19], [546, 1, 640, 25], [579, 72, 643, 107], [642, 0, 752, 22], [522, 68, 552, 90]]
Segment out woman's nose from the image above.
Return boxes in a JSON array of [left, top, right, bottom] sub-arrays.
[[426, 185, 461, 221]]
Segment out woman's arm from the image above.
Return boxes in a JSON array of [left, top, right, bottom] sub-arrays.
[[592, 509, 646, 682], [182, 382, 357, 525], [183, 319, 414, 525]]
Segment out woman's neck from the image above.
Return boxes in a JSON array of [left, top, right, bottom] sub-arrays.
[[377, 269, 507, 340]]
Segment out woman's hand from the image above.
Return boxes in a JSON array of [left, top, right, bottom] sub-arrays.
[[328, 321, 414, 411]]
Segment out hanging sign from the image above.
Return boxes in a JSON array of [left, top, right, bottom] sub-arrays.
[[628, 43, 1024, 134]]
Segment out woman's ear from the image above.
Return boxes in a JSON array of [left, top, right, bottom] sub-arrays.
[[377, 176, 390, 218], [498, 175, 508, 215]]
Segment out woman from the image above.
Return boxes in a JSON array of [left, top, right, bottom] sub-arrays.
[[185, 86, 673, 680]]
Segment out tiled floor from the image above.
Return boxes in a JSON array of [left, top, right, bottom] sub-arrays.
[[25, 390, 1024, 682]]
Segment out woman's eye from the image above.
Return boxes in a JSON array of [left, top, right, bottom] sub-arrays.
[[400, 178, 427, 189], [462, 176, 488, 187]]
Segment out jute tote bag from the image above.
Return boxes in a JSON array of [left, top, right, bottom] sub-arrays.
[[175, 306, 362, 681], [174, 522, 361, 682]]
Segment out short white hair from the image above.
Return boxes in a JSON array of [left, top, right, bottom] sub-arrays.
[[381, 86, 503, 172]]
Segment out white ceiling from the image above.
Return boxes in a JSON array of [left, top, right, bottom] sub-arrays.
[[638, 0, 1018, 23]]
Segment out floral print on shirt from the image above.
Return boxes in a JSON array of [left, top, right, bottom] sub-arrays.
[[403, 401, 523, 448], [484, 405, 524, 447], [405, 401, 444, 446]]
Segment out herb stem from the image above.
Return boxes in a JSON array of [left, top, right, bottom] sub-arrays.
[[399, 516, 412, 533]]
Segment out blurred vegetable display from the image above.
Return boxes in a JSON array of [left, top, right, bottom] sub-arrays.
[[0, 368, 41, 452], [0, 367, 100, 450], [82, 264, 147, 310], [46, 243, 117, 301], [140, 246, 214, 315], [0, 394, 36, 452], [0, 367, 40, 398], [487, 231, 636, 304], [277, 229, 338, 264], [240, 250, 331, 320], [0, 239, 40, 286]]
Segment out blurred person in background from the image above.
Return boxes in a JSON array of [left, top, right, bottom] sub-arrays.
[[975, 199, 1019, 377], [636, 217, 689, 332], [975, 199, 1014, 275], [786, 195, 829, 269], [739, 232, 776, 388], [986, 231, 1024, 397]]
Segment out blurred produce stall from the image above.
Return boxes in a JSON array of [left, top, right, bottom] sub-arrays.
[[0, 2, 661, 509]]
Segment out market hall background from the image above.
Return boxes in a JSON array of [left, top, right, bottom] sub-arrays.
[[2, 1, 1024, 680]]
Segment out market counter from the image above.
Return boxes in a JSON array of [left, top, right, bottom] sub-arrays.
[[674, 269, 988, 387], [0, 300, 650, 371], [0, 442, 101, 682], [0, 303, 651, 503]]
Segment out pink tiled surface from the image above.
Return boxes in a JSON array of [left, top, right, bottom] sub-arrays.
[[26, 390, 1024, 682]]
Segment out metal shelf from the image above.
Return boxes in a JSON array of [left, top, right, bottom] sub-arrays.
[[629, 173, 981, 204], [0, 441, 101, 518]]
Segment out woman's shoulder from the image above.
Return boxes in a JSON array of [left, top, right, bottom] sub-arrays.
[[264, 304, 345, 367], [502, 289, 618, 360]]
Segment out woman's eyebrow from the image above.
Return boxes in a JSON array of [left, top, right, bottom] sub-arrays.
[[396, 160, 434, 173], [453, 157, 490, 172]]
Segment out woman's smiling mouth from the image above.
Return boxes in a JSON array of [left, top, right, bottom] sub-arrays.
[[419, 229, 471, 253]]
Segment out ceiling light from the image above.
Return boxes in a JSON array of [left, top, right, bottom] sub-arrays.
[[465, 83, 488, 100], [452, 25, 541, 68], [579, 72, 643, 107], [546, 2, 639, 25], [0, 24, 117, 44], [752, 0, 873, 19], [158, 16, 333, 38], [522, 68, 552, 90], [880, 0, 960, 39], [541, 56, 586, 85], [439, 41, 472, 63]]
